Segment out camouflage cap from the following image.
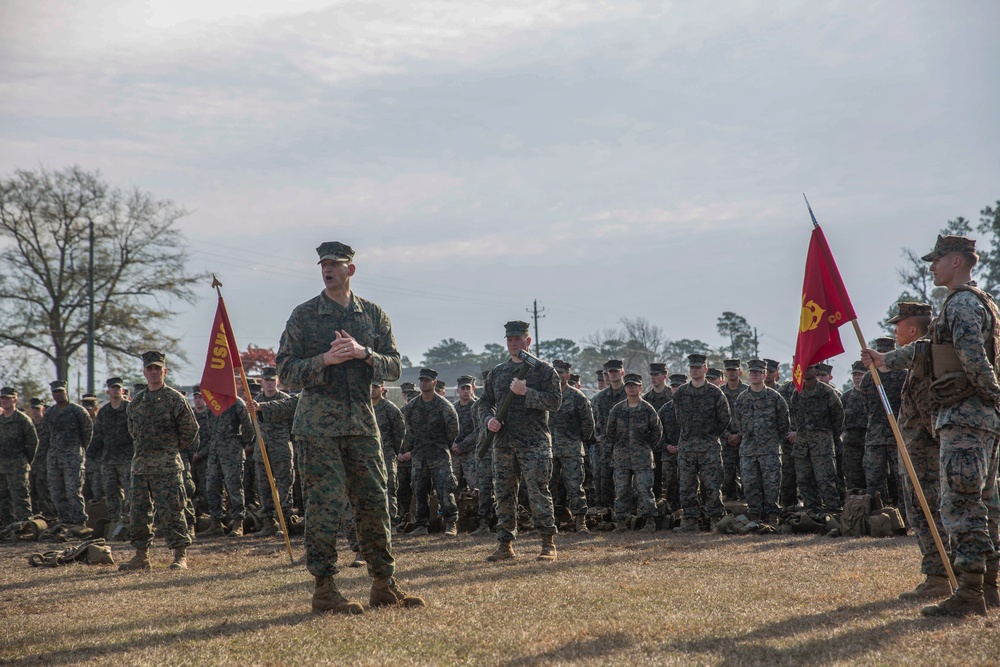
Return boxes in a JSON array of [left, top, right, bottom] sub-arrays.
[[746, 359, 767, 373], [595, 369, 606, 379], [921, 235, 976, 262], [49, 380, 68, 391], [649, 362, 667, 373], [851, 360, 867, 373], [315, 241, 355, 264], [247, 381, 262, 395], [261, 366, 278, 379], [764, 358, 779, 372], [723, 359, 741, 370], [435, 379, 446, 391], [191, 384, 202, 395], [687, 353, 708, 366], [141, 351, 166, 367], [81, 394, 99, 406], [552, 359, 571, 371], [371, 379, 384, 387], [29, 397, 45, 407], [874, 336, 896, 353], [669, 373, 688, 385], [400, 382, 417, 392], [133, 383, 147, 393], [815, 362, 833, 374], [0, 387, 16, 398], [623, 373, 642, 385], [105, 377, 124, 389], [504, 320, 530, 337], [603, 359, 624, 371], [706, 368, 723, 379], [456, 375, 475, 387], [888, 301, 933, 324], [418, 368, 438, 380], [569, 373, 580, 385]]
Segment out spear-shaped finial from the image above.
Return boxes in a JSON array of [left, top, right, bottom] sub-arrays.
[[802, 193, 820, 228]]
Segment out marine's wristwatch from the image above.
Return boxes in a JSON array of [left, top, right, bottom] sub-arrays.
[[363, 346, 373, 360]]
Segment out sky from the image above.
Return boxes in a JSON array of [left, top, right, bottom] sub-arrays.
[[2, 0, 999, 386]]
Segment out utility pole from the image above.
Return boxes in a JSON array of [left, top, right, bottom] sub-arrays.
[[753, 328, 759, 358], [87, 219, 95, 394], [526, 299, 546, 355]]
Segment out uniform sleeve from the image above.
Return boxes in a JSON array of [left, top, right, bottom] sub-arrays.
[[400, 402, 414, 454], [523, 366, 562, 412], [22, 415, 38, 463], [236, 400, 256, 446], [276, 309, 328, 389], [456, 406, 480, 454], [605, 404, 620, 447], [775, 392, 790, 439], [444, 401, 460, 444], [648, 406, 663, 447], [829, 390, 845, 435], [79, 406, 94, 450], [715, 391, 731, 437], [475, 370, 498, 424], [174, 394, 200, 451], [259, 395, 299, 423], [388, 405, 406, 455], [860, 374, 875, 418], [658, 404, 678, 447], [579, 394, 596, 444], [370, 310, 402, 383]]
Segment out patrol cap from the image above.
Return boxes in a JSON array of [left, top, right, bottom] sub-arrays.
[[815, 362, 833, 374], [723, 359, 741, 370], [552, 359, 571, 371], [316, 241, 355, 263], [418, 368, 438, 380], [81, 394, 99, 406], [371, 379, 384, 387], [248, 380, 262, 393], [50, 380, 68, 391], [649, 362, 666, 373], [706, 368, 723, 380], [191, 384, 202, 395], [851, 361, 867, 373], [623, 373, 642, 386], [595, 369, 605, 379], [874, 337, 896, 353], [261, 366, 278, 379], [0, 387, 16, 398], [888, 301, 933, 324], [568, 373, 580, 385], [29, 397, 45, 407], [504, 320, 530, 337], [105, 377, 123, 389], [435, 379, 446, 391], [921, 235, 976, 262], [669, 373, 688, 386], [456, 375, 475, 387], [764, 358, 779, 372], [133, 383, 146, 393], [687, 354, 707, 366], [603, 359, 624, 371], [746, 359, 767, 373], [400, 382, 417, 392], [141, 351, 166, 368]]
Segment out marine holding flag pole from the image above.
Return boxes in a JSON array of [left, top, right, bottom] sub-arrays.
[[797, 196, 956, 589], [201, 275, 294, 564]]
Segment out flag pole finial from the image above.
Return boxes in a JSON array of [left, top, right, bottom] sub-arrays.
[[802, 193, 819, 228]]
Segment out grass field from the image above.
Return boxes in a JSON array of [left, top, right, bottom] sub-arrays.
[[2, 528, 997, 666]]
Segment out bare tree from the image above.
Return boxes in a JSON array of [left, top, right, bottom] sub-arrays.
[[619, 316, 665, 371]]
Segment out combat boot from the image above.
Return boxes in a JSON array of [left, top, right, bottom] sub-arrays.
[[201, 519, 224, 537], [486, 539, 516, 562], [228, 520, 244, 538], [169, 546, 188, 571], [312, 576, 363, 615], [443, 520, 458, 536], [641, 518, 657, 533], [898, 574, 952, 600], [614, 521, 629, 533], [984, 568, 999, 608], [409, 524, 429, 536], [678, 518, 700, 532], [118, 547, 151, 572], [255, 520, 279, 539], [537, 534, 556, 562], [370, 577, 426, 608], [349, 554, 365, 568], [922, 570, 987, 617], [575, 515, 589, 534], [470, 522, 492, 536]]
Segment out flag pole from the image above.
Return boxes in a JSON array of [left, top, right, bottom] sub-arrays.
[[802, 199, 956, 589], [213, 275, 295, 564]]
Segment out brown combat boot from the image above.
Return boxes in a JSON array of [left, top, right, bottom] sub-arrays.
[[443, 520, 458, 536], [370, 577, 426, 608], [312, 576, 364, 615], [486, 539, 516, 562], [228, 520, 244, 538], [984, 568, 999, 608], [678, 518, 700, 532], [898, 574, 952, 600], [922, 570, 987, 617], [575, 515, 589, 533], [201, 519, 224, 537], [470, 522, 492, 536], [169, 546, 188, 571], [537, 534, 557, 562], [118, 547, 151, 572], [614, 521, 629, 533], [641, 518, 657, 533], [255, 520, 279, 539]]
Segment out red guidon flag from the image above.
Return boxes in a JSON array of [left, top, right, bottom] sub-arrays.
[[200, 297, 243, 415], [792, 224, 857, 390]]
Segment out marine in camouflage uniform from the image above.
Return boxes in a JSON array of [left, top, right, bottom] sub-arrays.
[[590, 359, 627, 508], [81, 395, 104, 503], [395, 382, 418, 525], [120, 351, 198, 570], [673, 354, 730, 528], [372, 381, 405, 524], [451, 375, 479, 493], [189, 387, 213, 512], [92, 377, 133, 524], [474, 370, 496, 527], [400, 368, 460, 533], [657, 374, 686, 512], [42, 380, 93, 526], [840, 361, 869, 491], [28, 399, 55, 518], [251, 366, 296, 536], [205, 398, 254, 533], [606, 374, 662, 528], [788, 365, 845, 513], [549, 360, 595, 530], [872, 236, 1000, 616], [732, 360, 789, 522], [0, 388, 38, 525], [815, 362, 847, 502], [777, 379, 799, 507], [477, 321, 562, 561], [720, 359, 747, 501], [276, 241, 422, 613], [642, 363, 672, 499], [861, 337, 907, 504]]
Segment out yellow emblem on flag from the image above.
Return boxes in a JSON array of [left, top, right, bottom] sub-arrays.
[[800, 297, 825, 333]]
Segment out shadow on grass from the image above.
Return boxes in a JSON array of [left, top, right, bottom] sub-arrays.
[[500, 631, 633, 666]]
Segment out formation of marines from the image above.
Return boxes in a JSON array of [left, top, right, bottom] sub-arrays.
[[2, 233, 998, 619]]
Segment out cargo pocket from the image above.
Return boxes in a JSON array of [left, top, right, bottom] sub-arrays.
[[943, 449, 988, 495]]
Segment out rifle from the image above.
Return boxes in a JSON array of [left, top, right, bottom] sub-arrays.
[[477, 349, 541, 458]]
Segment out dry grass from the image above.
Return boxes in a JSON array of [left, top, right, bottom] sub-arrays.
[[1, 528, 998, 666]]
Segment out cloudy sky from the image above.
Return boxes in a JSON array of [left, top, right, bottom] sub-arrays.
[[2, 1, 998, 385]]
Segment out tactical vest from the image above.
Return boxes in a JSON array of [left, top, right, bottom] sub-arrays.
[[925, 284, 1000, 406]]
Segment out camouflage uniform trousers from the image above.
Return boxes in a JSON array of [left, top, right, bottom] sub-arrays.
[[582, 447, 597, 507], [678, 447, 725, 520], [842, 429, 866, 491], [493, 441, 556, 542], [660, 450, 680, 512], [834, 436, 846, 502], [129, 471, 192, 550], [243, 455, 257, 510], [863, 444, 901, 505], [476, 449, 495, 520], [413, 460, 458, 526], [0, 470, 32, 525], [452, 452, 476, 493], [551, 448, 588, 516], [721, 442, 743, 501], [595, 442, 615, 508], [83, 464, 105, 504], [396, 462, 413, 523], [30, 455, 56, 518], [176, 463, 196, 537], [792, 433, 842, 512], [47, 450, 87, 524], [739, 453, 780, 520], [899, 420, 949, 576], [779, 443, 798, 508], [937, 426, 1000, 574], [255, 459, 295, 522], [298, 435, 394, 579], [206, 449, 246, 522], [613, 465, 656, 521], [381, 445, 398, 522], [101, 463, 131, 523], [191, 460, 208, 513]]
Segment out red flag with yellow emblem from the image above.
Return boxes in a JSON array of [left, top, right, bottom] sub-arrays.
[[792, 222, 857, 391], [199, 297, 243, 415]]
